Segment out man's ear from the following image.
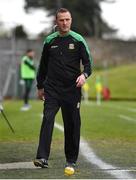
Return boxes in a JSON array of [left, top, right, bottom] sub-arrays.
[[53, 25, 58, 32], [55, 19, 58, 25]]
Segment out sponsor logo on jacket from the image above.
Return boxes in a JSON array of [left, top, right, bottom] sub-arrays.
[[69, 43, 75, 49]]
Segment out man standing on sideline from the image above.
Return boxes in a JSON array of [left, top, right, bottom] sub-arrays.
[[34, 8, 93, 175], [20, 49, 36, 111]]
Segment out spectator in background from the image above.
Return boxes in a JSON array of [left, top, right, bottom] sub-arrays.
[[82, 82, 90, 104], [20, 49, 36, 111], [102, 86, 111, 100], [95, 75, 103, 105]]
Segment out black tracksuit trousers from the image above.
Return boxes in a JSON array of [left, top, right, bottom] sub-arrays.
[[36, 83, 81, 164], [23, 79, 33, 105]]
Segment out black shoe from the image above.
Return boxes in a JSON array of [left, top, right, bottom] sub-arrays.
[[65, 162, 76, 168], [33, 158, 48, 168]]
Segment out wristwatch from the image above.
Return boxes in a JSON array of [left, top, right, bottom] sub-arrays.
[[83, 72, 88, 79]]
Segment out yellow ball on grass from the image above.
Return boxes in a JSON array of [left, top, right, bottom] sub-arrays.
[[64, 167, 75, 175]]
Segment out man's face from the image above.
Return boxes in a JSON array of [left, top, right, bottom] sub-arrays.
[[28, 51, 35, 59], [56, 12, 72, 34]]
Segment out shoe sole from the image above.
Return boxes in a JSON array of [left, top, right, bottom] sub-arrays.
[[33, 160, 48, 168]]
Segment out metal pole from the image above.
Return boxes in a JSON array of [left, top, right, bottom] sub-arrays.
[[0, 106, 15, 134], [11, 28, 17, 98]]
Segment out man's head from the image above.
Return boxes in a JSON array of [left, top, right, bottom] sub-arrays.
[[26, 49, 35, 59], [55, 8, 72, 35]]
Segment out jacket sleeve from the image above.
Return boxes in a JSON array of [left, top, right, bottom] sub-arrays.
[[24, 59, 35, 70], [80, 38, 93, 78], [36, 42, 49, 89]]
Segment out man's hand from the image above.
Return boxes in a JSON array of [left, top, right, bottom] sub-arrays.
[[76, 74, 86, 87], [37, 89, 45, 101]]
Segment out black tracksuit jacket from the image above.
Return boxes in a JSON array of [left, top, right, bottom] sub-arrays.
[[37, 30, 92, 92]]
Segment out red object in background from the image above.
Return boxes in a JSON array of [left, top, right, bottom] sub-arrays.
[[102, 87, 111, 100]]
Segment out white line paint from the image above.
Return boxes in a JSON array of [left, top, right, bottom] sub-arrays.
[[0, 161, 136, 173], [54, 122, 133, 179], [119, 114, 136, 122], [80, 137, 133, 179], [104, 103, 136, 113], [127, 108, 136, 113], [54, 122, 64, 132], [106, 169, 136, 172], [112, 106, 136, 113], [85, 102, 136, 113], [0, 162, 37, 170]]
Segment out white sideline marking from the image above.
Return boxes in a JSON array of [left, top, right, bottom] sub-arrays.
[[85, 102, 136, 113], [119, 114, 136, 122], [0, 162, 37, 170], [103, 104, 136, 113], [127, 108, 136, 113], [54, 122, 133, 179], [106, 169, 136, 172], [103, 103, 136, 113]]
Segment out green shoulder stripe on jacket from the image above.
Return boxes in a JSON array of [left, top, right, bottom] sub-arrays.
[[69, 31, 93, 64], [44, 32, 59, 44]]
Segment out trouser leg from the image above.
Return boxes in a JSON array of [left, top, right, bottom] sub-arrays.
[[24, 79, 33, 104], [36, 98, 60, 160], [61, 100, 81, 163]]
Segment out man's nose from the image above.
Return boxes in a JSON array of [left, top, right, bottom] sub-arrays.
[[63, 20, 67, 25]]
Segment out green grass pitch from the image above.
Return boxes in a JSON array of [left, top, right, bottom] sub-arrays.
[[0, 100, 136, 179]]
